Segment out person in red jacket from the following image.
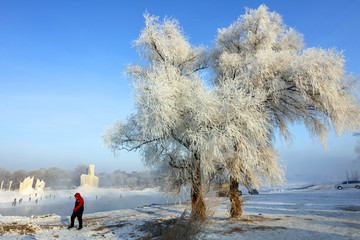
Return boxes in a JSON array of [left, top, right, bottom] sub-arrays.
[[68, 193, 84, 230]]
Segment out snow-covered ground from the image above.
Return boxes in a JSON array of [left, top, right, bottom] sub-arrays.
[[0, 184, 359, 239]]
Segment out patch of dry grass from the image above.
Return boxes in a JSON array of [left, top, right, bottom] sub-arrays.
[[213, 225, 287, 235], [0, 222, 38, 236], [136, 210, 210, 240], [91, 222, 129, 232], [230, 214, 282, 224], [30, 214, 57, 219]]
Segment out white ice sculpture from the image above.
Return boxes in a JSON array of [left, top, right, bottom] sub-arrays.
[[19, 176, 34, 193], [35, 178, 45, 191], [80, 164, 99, 187]]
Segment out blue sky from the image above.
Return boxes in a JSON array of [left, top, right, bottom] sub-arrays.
[[0, 0, 359, 181]]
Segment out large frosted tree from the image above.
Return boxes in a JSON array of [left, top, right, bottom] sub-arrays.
[[211, 5, 360, 216], [103, 13, 282, 219]]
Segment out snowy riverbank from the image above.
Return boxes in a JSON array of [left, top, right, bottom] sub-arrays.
[[0, 184, 359, 239]]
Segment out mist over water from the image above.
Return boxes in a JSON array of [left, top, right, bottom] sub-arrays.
[[0, 193, 177, 217]]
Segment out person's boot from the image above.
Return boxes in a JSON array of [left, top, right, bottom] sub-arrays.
[[67, 226, 74, 229]]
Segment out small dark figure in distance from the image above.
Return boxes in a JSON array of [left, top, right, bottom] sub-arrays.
[[68, 193, 84, 230], [249, 189, 259, 195]]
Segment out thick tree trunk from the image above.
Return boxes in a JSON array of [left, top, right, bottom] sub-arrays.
[[229, 176, 243, 217], [191, 157, 206, 220]]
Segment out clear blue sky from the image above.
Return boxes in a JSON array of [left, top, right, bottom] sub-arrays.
[[1, 0, 359, 181]]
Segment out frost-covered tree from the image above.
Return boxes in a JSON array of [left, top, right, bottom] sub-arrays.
[[211, 5, 360, 216], [103, 14, 213, 219], [103, 13, 278, 219]]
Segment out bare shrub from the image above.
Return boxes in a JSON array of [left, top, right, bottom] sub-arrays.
[[162, 210, 209, 240]]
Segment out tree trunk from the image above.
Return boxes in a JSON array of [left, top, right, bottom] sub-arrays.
[[191, 156, 206, 220], [229, 176, 243, 217]]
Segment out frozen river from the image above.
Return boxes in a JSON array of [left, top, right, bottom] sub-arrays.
[[0, 188, 183, 217]]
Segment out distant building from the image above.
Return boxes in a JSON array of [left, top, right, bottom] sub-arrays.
[[80, 164, 99, 187]]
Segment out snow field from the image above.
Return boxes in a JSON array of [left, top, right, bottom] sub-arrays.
[[0, 185, 359, 239]]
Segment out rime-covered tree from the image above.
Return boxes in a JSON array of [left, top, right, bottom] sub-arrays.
[[0, 168, 11, 189], [211, 5, 360, 216], [103, 13, 278, 219]]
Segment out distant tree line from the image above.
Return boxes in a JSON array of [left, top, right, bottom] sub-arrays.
[[98, 170, 161, 188], [0, 165, 161, 190]]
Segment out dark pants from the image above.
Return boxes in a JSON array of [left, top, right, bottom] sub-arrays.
[[70, 211, 83, 228]]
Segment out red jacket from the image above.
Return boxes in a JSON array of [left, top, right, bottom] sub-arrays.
[[73, 193, 84, 212]]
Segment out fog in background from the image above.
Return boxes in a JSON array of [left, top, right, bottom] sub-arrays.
[[0, 165, 162, 190], [278, 128, 360, 184]]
